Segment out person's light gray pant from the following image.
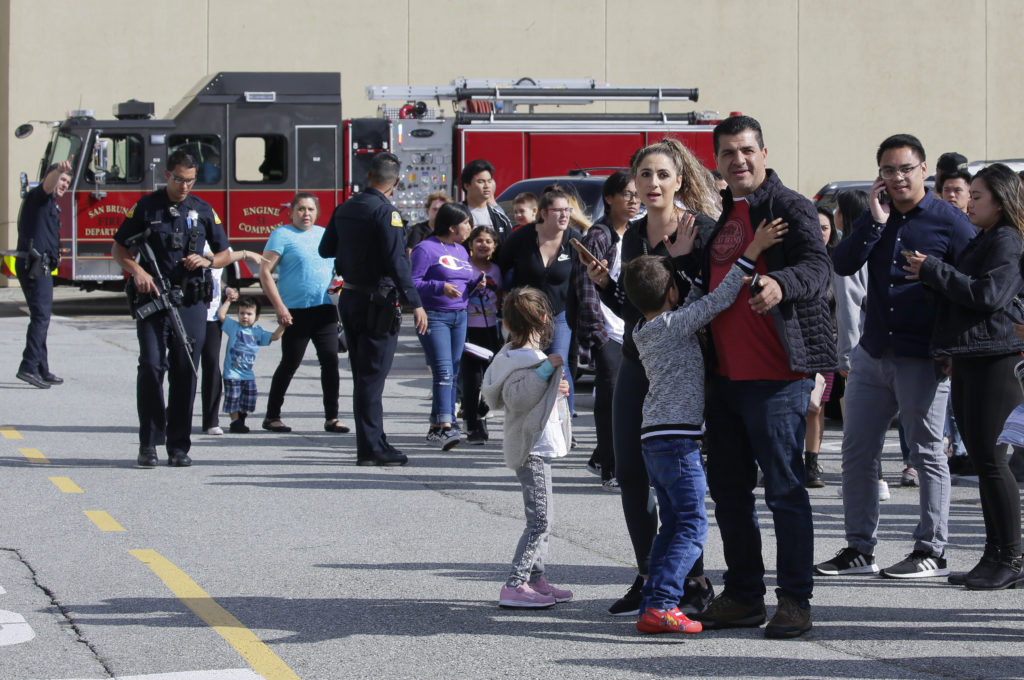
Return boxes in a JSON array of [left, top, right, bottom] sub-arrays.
[[508, 456, 553, 587], [841, 347, 951, 557]]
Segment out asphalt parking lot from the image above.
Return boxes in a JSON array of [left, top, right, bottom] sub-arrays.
[[0, 287, 1021, 680]]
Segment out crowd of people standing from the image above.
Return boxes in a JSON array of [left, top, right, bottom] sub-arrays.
[[18, 115, 1022, 635]]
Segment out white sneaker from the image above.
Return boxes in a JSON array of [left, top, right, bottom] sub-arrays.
[[203, 426, 224, 436], [601, 478, 621, 492]]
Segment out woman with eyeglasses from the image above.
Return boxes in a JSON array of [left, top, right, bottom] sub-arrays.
[[904, 163, 1024, 590], [586, 138, 722, 617], [498, 187, 583, 415], [573, 171, 640, 489]]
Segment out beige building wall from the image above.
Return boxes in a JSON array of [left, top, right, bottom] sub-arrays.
[[3, 0, 1023, 285]]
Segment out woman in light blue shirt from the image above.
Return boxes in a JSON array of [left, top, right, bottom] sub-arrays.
[[260, 192, 349, 434]]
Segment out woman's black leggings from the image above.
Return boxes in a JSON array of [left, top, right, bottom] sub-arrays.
[[613, 355, 704, 577], [266, 304, 340, 421], [461, 324, 503, 428], [951, 353, 1023, 555]]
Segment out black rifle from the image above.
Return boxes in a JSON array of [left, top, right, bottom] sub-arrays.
[[124, 229, 198, 377]]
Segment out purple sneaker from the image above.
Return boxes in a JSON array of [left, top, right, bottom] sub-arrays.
[[498, 583, 556, 608], [530, 576, 573, 602]]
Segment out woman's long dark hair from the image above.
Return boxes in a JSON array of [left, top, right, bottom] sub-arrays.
[[432, 202, 472, 237]]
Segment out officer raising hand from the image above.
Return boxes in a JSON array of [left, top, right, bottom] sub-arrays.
[[319, 151, 427, 466], [112, 150, 231, 469]]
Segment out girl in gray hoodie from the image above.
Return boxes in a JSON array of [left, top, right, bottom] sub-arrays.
[[482, 286, 573, 609]]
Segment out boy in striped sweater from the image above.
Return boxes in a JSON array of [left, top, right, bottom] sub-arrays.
[[622, 218, 784, 634]]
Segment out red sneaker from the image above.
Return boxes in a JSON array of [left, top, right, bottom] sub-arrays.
[[636, 606, 703, 634]]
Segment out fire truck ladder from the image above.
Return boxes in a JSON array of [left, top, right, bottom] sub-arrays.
[[366, 78, 699, 115]]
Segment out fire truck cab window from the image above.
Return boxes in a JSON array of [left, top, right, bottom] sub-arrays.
[[87, 134, 143, 184], [49, 132, 83, 171], [234, 134, 287, 183], [168, 135, 222, 185]]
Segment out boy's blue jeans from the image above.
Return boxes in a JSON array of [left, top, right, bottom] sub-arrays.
[[640, 436, 707, 611]]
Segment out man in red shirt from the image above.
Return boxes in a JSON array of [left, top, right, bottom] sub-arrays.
[[691, 116, 836, 639]]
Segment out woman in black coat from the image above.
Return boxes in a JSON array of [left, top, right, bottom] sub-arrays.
[[905, 163, 1024, 590]]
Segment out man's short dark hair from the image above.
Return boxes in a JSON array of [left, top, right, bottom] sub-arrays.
[[713, 115, 764, 154], [460, 159, 495, 190], [368, 152, 401, 186], [166, 150, 198, 173], [622, 255, 674, 315], [936, 168, 971, 194], [876, 134, 926, 165], [936, 152, 968, 176]]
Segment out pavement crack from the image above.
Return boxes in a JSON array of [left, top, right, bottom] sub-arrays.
[[1, 547, 116, 678]]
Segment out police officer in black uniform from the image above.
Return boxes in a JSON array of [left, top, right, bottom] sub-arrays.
[[319, 152, 428, 466], [14, 159, 74, 389], [112, 150, 230, 468]]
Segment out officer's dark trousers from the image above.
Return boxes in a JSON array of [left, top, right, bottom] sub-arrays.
[[17, 265, 53, 376], [339, 290, 397, 458], [136, 303, 206, 453]]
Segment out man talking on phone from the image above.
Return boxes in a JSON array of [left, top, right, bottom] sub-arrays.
[[818, 134, 973, 581]]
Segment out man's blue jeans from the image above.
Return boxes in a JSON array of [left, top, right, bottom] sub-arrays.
[[640, 437, 707, 611], [706, 374, 815, 609], [417, 308, 467, 425]]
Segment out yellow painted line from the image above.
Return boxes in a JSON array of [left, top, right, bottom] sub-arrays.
[[19, 448, 49, 464], [129, 549, 300, 680], [49, 477, 83, 493], [84, 510, 126, 532], [0, 426, 22, 439]]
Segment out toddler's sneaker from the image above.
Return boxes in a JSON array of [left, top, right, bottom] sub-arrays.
[[529, 576, 573, 602], [636, 606, 702, 634], [498, 583, 556, 608]]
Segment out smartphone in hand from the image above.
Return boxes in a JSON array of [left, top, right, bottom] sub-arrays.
[[748, 272, 763, 297], [570, 238, 607, 272]]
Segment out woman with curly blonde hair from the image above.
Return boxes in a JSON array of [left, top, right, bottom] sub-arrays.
[[587, 136, 720, 615]]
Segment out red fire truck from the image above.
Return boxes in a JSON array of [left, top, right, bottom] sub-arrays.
[[7, 72, 729, 288]]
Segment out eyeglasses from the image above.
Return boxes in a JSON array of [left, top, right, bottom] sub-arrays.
[[879, 163, 922, 180], [546, 207, 573, 216], [620, 191, 640, 201], [169, 174, 197, 186]]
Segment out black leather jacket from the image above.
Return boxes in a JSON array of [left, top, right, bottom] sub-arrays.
[[919, 223, 1024, 356]]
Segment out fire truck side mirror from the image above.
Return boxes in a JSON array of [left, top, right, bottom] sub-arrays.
[[14, 123, 34, 139], [93, 138, 109, 170]]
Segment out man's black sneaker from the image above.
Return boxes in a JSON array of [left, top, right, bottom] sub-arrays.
[[679, 576, 715, 615], [607, 575, 644, 616], [881, 550, 949, 579], [765, 595, 812, 639], [815, 547, 879, 575], [691, 593, 766, 629], [137, 447, 158, 469]]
